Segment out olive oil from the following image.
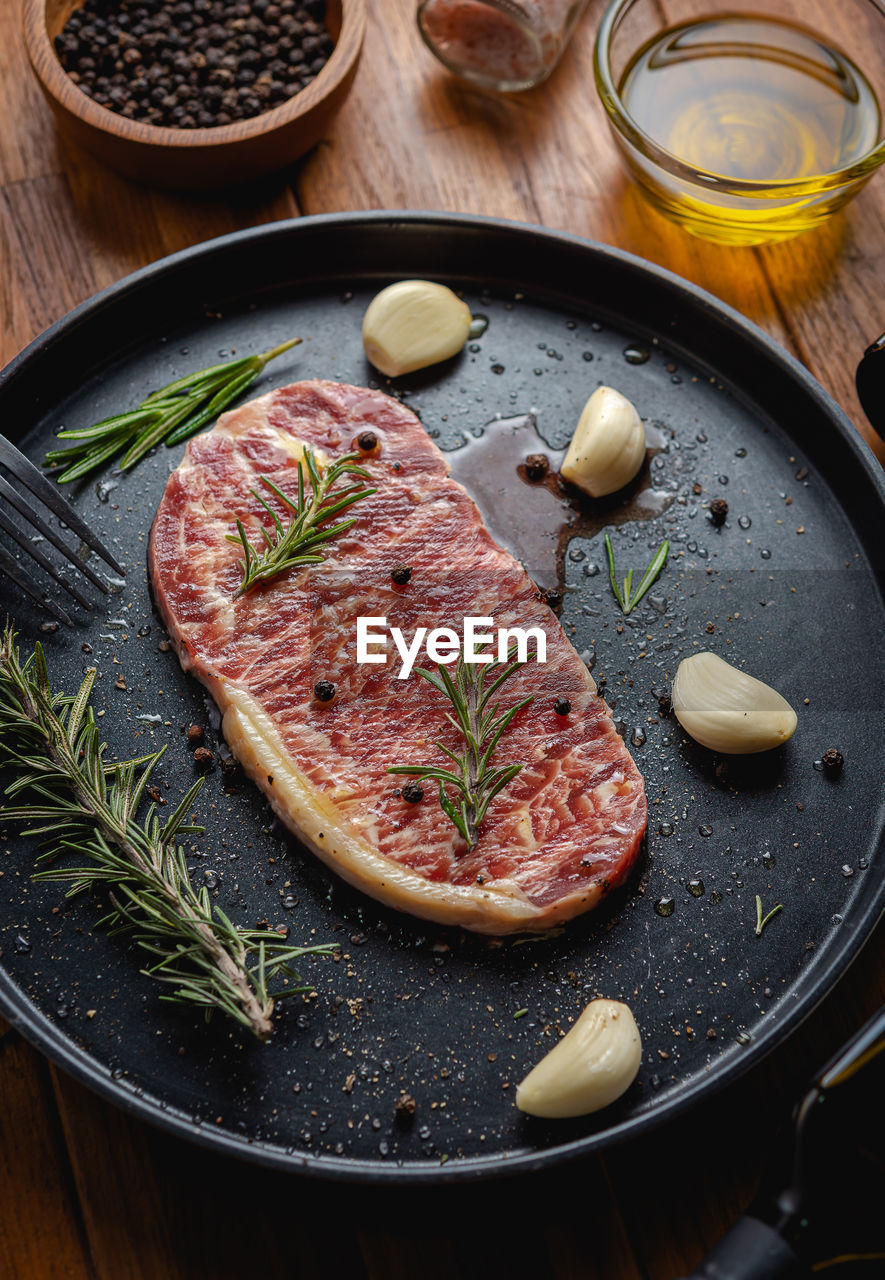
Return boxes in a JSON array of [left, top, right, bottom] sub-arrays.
[[617, 15, 882, 244]]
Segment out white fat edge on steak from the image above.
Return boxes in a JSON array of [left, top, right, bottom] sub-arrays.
[[197, 666, 618, 932], [219, 682, 555, 934]]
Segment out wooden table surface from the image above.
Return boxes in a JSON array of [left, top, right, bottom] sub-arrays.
[[1, 2, 883, 1277]]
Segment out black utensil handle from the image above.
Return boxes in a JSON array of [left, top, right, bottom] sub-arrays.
[[678, 1215, 805, 1280], [856, 333, 885, 442], [816, 1000, 885, 1090], [679, 1005, 885, 1280]]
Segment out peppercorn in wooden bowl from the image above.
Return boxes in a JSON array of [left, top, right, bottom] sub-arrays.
[[23, 0, 365, 190]]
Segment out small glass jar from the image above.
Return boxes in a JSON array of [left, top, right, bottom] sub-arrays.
[[417, 0, 591, 92]]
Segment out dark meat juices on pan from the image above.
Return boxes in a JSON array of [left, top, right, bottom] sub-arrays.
[[149, 381, 647, 933]]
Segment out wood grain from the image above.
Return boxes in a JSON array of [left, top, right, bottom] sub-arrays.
[[0, 1031, 94, 1280], [1, 0, 884, 1277]]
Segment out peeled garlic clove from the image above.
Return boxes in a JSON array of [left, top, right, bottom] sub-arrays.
[[516, 998, 641, 1119], [672, 651, 798, 754], [362, 280, 472, 377], [560, 386, 646, 498]]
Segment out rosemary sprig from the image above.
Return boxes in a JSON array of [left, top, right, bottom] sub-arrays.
[[755, 894, 783, 937], [0, 626, 333, 1040], [229, 447, 376, 593], [604, 533, 669, 616], [43, 339, 301, 483], [387, 644, 532, 850]]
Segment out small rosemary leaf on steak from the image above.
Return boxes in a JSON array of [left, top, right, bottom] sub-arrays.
[[387, 643, 532, 851], [229, 447, 376, 594]]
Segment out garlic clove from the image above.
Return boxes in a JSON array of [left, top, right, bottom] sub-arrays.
[[671, 651, 798, 754], [516, 998, 642, 1119], [560, 386, 646, 498], [362, 280, 472, 377]]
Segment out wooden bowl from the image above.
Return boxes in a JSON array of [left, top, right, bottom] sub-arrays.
[[23, 0, 366, 191]]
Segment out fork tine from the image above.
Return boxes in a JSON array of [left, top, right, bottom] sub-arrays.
[[0, 506, 93, 610], [0, 436, 126, 576], [0, 545, 73, 626], [0, 474, 110, 594]]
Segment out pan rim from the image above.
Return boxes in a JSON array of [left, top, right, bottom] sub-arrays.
[[1, 208, 883, 1184]]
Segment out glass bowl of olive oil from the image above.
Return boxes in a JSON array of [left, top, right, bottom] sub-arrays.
[[594, 0, 885, 245]]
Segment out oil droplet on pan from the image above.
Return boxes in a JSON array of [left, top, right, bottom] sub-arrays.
[[623, 345, 650, 365]]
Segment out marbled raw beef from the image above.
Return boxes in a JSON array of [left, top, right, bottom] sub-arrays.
[[149, 381, 647, 933]]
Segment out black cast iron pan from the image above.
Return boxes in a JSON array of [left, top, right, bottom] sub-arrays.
[[0, 212, 883, 1183]]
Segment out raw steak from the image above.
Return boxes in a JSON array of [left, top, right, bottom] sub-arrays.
[[149, 381, 647, 933]]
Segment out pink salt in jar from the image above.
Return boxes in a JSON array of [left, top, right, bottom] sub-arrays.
[[417, 0, 590, 91]]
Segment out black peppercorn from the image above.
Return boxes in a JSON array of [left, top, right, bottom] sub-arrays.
[[821, 748, 844, 776], [524, 453, 549, 482], [542, 588, 562, 611], [653, 687, 672, 716], [391, 565, 412, 585], [709, 498, 728, 526], [394, 1093, 417, 1126], [401, 781, 424, 804], [54, 0, 334, 129], [313, 680, 336, 702], [554, 698, 572, 716]]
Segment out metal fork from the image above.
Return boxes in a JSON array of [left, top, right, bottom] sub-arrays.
[[0, 435, 126, 625]]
